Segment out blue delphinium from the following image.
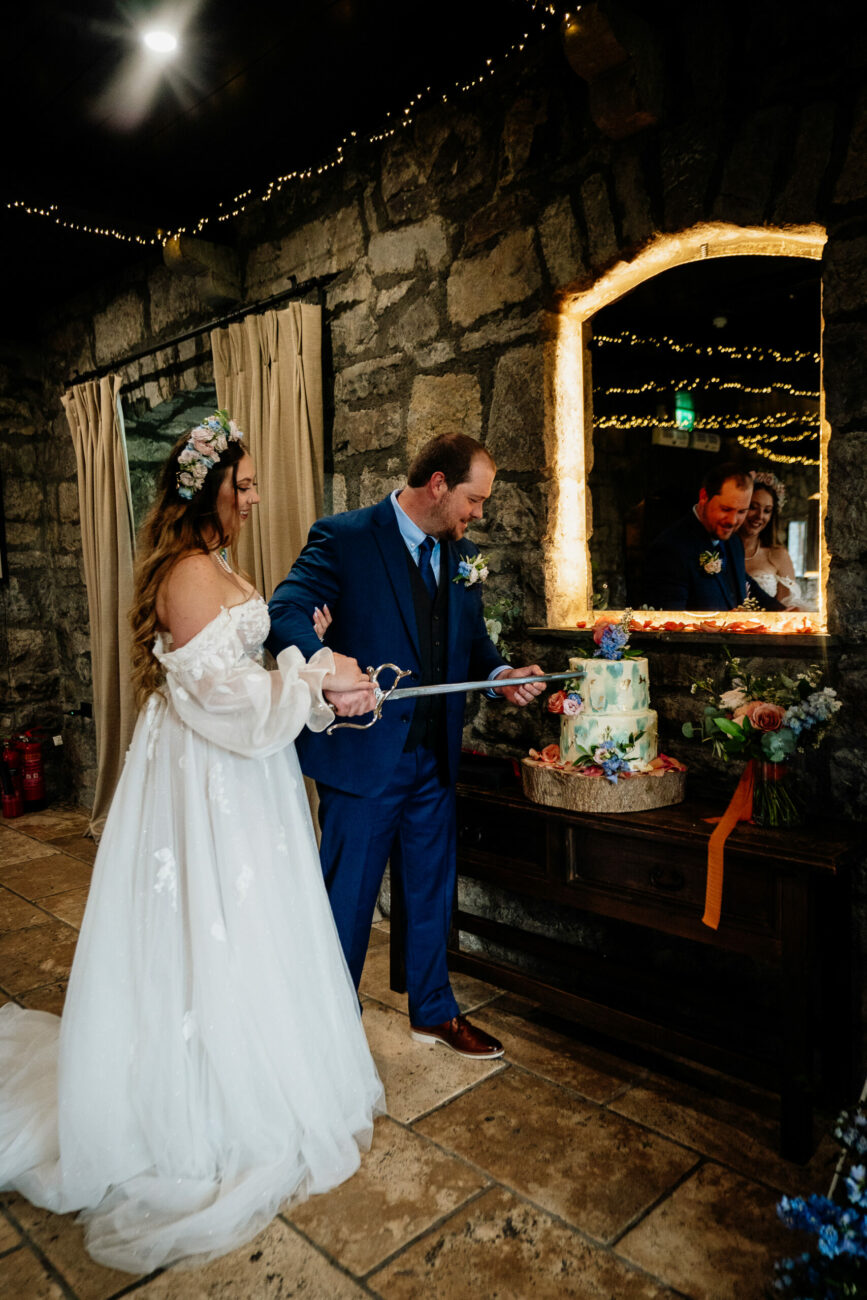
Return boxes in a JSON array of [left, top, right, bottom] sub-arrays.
[[594, 622, 629, 660], [773, 1106, 867, 1295]]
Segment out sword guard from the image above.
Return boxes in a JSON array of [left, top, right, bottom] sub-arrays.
[[326, 663, 414, 735]]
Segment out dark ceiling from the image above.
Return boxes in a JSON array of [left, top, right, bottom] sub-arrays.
[[4, 0, 547, 334]]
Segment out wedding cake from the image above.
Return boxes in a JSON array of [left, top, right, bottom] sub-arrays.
[[522, 612, 686, 813], [559, 656, 657, 769]]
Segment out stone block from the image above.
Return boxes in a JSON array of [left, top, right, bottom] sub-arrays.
[[406, 373, 482, 463], [359, 467, 406, 508], [57, 481, 80, 523], [500, 93, 548, 187], [3, 479, 43, 522], [333, 403, 402, 454], [4, 521, 41, 550], [331, 473, 346, 515], [774, 101, 836, 224], [538, 196, 585, 291], [264, 203, 365, 286], [487, 344, 544, 472], [148, 265, 202, 337], [385, 295, 440, 350], [368, 217, 450, 276], [712, 105, 789, 225], [823, 323, 867, 428], [375, 281, 413, 314], [464, 192, 534, 253], [460, 314, 540, 354], [580, 174, 618, 269], [823, 236, 867, 319], [447, 231, 541, 328], [92, 289, 146, 368], [835, 87, 867, 204], [330, 303, 378, 358], [660, 120, 720, 231], [614, 151, 654, 249], [338, 344, 406, 394], [327, 265, 374, 310], [485, 481, 541, 545], [414, 341, 456, 369]]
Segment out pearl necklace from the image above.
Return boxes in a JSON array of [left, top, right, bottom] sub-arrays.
[[214, 548, 232, 574]]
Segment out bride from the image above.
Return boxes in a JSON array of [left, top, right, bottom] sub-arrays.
[[0, 412, 384, 1274], [738, 471, 803, 611]]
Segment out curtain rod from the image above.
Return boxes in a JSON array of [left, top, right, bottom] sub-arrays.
[[70, 272, 337, 388]]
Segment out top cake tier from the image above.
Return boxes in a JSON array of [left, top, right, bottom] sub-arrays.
[[568, 656, 650, 713]]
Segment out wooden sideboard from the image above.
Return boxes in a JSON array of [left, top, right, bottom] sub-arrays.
[[389, 771, 858, 1162]]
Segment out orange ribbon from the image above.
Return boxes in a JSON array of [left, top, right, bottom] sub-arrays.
[[702, 759, 756, 930]]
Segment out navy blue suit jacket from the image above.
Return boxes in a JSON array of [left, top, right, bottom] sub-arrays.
[[645, 512, 783, 611], [267, 495, 508, 797]]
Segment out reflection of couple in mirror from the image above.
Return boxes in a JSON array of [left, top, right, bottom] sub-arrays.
[[645, 463, 802, 612]]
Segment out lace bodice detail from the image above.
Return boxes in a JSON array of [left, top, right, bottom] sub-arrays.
[[155, 595, 270, 664], [747, 570, 803, 608], [151, 598, 335, 757]]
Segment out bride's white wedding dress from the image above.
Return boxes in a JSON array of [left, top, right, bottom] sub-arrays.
[[747, 569, 803, 609], [0, 597, 384, 1274]]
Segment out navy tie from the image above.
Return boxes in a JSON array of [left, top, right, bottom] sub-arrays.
[[417, 536, 438, 602]]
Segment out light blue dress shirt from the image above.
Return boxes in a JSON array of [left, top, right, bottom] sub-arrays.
[[390, 490, 508, 687]]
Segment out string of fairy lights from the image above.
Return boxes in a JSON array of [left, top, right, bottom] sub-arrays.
[[593, 328, 821, 466], [7, 0, 568, 250]]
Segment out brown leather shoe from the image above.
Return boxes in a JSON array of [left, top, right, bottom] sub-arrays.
[[410, 1014, 504, 1059]]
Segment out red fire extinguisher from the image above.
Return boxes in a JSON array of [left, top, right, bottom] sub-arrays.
[[1, 739, 24, 819], [19, 733, 46, 811]]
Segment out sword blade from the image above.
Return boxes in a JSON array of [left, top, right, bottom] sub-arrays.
[[386, 669, 575, 701]]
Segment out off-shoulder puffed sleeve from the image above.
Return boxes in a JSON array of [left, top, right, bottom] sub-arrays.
[[154, 609, 335, 758]]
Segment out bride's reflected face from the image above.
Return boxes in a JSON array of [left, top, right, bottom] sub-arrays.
[[741, 487, 774, 539], [216, 453, 260, 538]]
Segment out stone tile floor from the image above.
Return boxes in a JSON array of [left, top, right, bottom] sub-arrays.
[[0, 807, 832, 1299]]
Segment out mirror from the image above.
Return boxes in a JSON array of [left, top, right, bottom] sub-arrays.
[[587, 255, 821, 613]]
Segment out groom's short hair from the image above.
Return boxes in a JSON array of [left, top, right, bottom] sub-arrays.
[[407, 434, 496, 490], [701, 461, 752, 499]]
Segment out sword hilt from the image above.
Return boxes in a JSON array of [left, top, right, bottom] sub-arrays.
[[325, 663, 414, 735]]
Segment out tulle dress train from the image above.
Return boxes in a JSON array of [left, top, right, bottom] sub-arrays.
[[0, 598, 384, 1273]]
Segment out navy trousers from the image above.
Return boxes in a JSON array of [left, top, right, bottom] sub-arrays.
[[316, 747, 460, 1027]]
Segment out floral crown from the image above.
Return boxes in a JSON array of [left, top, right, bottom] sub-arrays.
[[176, 410, 244, 500], [752, 471, 786, 510]]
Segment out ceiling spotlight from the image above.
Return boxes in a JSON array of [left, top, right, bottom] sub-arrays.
[[143, 30, 178, 54]]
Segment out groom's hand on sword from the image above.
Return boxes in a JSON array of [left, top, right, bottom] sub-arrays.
[[493, 665, 546, 707]]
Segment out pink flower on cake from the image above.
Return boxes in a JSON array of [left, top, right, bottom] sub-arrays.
[[592, 616, 620, 646], [733, 700, 786, 732], [561, 695, 584, 716]]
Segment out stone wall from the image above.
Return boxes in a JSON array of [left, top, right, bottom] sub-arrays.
[[13, 5, 867, 1066]]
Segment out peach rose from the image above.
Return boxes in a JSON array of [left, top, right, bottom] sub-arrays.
[[547, 691, 566, 714], [592, 615, 620, 646], [733, 700, 786, 732]]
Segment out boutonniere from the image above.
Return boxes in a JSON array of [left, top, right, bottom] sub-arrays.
[[699, 549, 723, 575], [453, 553, 489, 587]]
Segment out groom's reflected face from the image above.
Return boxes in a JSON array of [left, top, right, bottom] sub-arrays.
[[698, 479, 753, 541], [431, 455, 496, 541]]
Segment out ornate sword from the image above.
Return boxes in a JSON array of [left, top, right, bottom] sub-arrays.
[[327, 665, 575, 734]]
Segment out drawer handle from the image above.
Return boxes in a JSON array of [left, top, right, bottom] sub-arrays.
[[649, 867, 685, 892], [458, 824, 484, 846]]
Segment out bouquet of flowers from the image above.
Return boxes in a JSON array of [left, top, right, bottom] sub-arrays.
[[773, 1102, 867, 1296], [683, 651, 840, 826]]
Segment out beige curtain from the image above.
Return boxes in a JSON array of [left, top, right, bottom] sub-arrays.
[[211, 304, 324, 598], [62, 376, 137, 840]]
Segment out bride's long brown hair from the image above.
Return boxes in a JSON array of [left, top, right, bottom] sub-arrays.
[[130, 430, 250, 709]]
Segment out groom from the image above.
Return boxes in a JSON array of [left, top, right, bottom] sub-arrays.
[[268, 433, 544, 1058], [644, 462, 783, 611]]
